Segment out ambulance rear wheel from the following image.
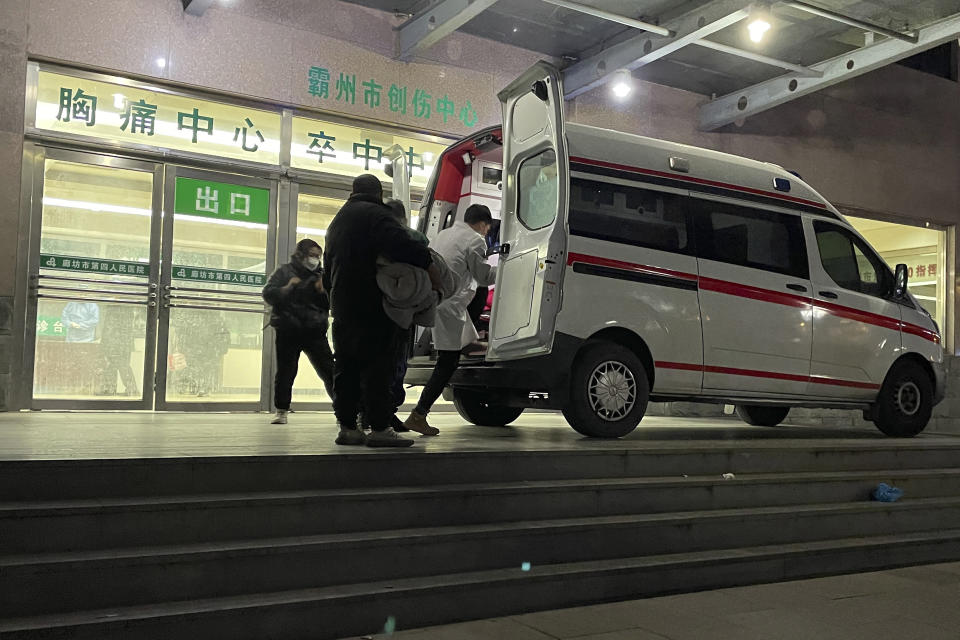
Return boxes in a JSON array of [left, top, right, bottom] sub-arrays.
[[563, 341, 649, 438], [735, 405, 790, 427], [453, 388, 524, 427]]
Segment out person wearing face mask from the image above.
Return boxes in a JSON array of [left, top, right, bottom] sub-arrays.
[[262, 238, 335, 424]]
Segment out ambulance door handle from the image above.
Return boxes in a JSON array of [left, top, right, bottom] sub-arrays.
[[499, 243, 511, 256], [819, 291, 839, 299], [786, 284, 808, 293]]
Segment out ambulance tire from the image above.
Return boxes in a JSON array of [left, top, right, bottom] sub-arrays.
[[873, 360, 933, 438], [563, 340, 649, 439], [452, 388, 524, 427], [735, 405, 790, 427]]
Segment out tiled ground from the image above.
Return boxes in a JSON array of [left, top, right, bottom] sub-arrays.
[[349, 562, 960, 640], [1, 410, 954, 460]]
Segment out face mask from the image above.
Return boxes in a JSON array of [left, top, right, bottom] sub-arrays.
[[304, 256, 320, 271]]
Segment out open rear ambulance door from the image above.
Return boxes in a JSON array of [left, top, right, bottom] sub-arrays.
[[487, 61, 569, 362]]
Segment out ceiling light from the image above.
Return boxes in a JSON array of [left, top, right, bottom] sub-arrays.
[[155, 57, 167, 69], [610, 70, 632, 99], [512, 26, 518, 33], [747, 5, 772, 43]]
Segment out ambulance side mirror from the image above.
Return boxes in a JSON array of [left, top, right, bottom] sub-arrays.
[[894, 263, 908, 299]]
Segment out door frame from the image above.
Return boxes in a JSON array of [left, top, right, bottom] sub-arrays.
[[155, 165, 278, 411], [20, 145, 164, 410]]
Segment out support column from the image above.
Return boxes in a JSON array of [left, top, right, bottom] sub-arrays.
[[0, 0, 28, 410]]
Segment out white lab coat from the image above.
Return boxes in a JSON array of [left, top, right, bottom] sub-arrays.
[[430, 221, 497, 351]]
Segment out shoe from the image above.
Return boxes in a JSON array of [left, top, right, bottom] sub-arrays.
[[271, 410, 289, 425], [366, 427, 415, 448], [404, 411, 440, 436], [391, 414, 409, 433], [335, 426, 367, 446]]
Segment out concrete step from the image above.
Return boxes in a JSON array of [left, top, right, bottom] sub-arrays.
[[5, 496, 960, 617], [3, 441, 960, 500], [5, 468, 960, 553], [3, 529, 959, 640]]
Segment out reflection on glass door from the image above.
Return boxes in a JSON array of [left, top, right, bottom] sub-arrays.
[[158, 168, 275, 408], [287, 188, 348, 405], [30, 153, 159, 407]]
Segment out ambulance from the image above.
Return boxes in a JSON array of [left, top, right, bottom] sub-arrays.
[[406, 62, 944, 438]]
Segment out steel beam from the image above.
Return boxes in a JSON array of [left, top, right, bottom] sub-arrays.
[[540, 0, 672, 37], [563, 0, 754, 98], [784, 1, 918, 44], [398, 0, 501, 61], [693, 39, 822, 77], [699, 12, 960, 130], [181, 0, 214, 16]]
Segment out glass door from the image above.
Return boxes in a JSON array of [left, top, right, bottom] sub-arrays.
[[156, 166, 277, 410], [26, 148, 162, 409], [280, 183, 350, 408]]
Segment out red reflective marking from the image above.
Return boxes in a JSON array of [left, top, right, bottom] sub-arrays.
[[568, 253, 940, 345], [566, 252, 698, 281], [655, 361, 703, 372], [699, 276, 810, 309], [570, 156, 828, 209], [902, 323, 942, 344], [655, 361, 881, 390]]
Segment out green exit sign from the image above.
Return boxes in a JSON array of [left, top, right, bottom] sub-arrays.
[[174, 177, 270, 225]]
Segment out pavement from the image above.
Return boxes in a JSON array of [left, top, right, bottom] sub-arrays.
[[344, 562, 960, 640]]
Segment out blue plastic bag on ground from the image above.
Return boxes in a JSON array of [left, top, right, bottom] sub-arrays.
[[872, 482, 904, 502]]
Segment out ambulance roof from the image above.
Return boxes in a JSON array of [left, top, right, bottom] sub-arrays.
[[566, 122, 837, 215]]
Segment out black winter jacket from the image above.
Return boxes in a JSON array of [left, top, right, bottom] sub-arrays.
[[262, 260, 330, 333], [322, 193, 432, 324]]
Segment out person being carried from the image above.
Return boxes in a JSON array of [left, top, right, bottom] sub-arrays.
[[262, 238, 335, 424], [404, 204, 497, 435], [324, 175, 442, 447]]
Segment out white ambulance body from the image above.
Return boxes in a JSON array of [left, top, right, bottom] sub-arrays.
[[409, 62, 944, 438]]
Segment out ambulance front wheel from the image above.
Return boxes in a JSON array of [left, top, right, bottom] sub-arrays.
[[562, 340, 649, 438], [452, 388, 524, 427]]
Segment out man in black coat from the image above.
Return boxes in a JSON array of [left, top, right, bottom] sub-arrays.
[[323, 175, 436, 447], [262, 238, 334, 424]]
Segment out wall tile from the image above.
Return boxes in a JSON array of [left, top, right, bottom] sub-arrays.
[[28, 0, 174, 80], [0, 0, 28, 47], [167, 8, 294, 104], [0, 131, 23, 297], [0, 42, 27, 136]]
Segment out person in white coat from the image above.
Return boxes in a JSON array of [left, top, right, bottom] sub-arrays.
[[404, 204, 497, 435]]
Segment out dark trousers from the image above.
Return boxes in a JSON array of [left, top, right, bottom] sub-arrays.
[[415, 350, 461, 416], [467, 286, 488, 331], [332, 316, 404, 431], [274, 329, 335, 411], [99, 349, 137, 394], [390, 327, 414, 410]]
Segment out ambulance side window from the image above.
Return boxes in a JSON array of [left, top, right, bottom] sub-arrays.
[[569, 178, 691, 254], [692, 199, 808, 278], [516, 150, 558, 230], [814, 222, 892, 298]]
